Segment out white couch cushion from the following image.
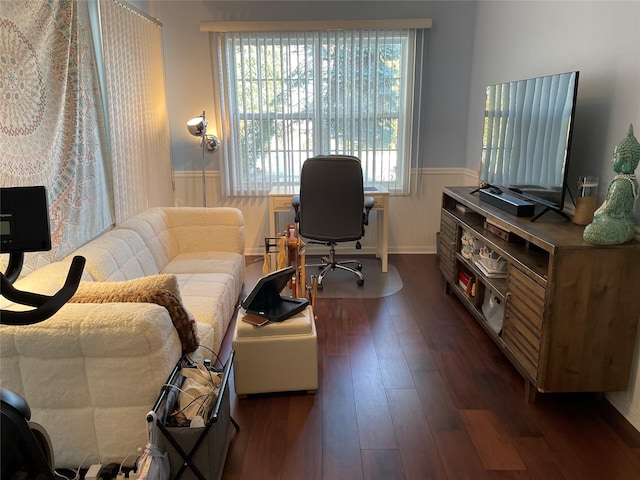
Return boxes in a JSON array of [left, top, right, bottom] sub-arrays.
[[71, 228, 162, 281], [164, 251, 243, 292], [161, 207, 245, 255], [116, 209, 178, 269], [174, 273, 238, 353]]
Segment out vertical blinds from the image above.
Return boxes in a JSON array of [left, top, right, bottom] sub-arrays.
[[211, 23, 428, 196], [99, 0, 171, 222]]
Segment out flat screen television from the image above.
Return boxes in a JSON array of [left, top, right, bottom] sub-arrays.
[[479, 71, 579, 218]]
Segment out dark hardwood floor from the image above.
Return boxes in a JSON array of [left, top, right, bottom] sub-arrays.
[[219, 254, 640, 480]]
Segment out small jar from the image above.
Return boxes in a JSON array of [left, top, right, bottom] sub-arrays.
[[573, 176, 599, 226]]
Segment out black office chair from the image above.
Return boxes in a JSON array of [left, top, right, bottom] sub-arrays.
[[292, 155, 374, 290]]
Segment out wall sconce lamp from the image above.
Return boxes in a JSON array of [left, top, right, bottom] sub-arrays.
[[186, 110, 220, 207]]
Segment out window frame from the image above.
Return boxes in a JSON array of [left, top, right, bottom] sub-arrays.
[[206, 19, 431, 196]]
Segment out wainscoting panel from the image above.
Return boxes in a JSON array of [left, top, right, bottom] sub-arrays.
[[172, 168, 478, 255]]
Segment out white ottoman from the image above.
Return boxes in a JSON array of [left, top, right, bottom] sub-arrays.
[[232, 305, 318, 395]]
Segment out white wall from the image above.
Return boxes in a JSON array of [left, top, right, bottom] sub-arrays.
[[468, 0, 640, 431]]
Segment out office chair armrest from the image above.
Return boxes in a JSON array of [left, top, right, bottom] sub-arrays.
[[363, 196, 374, 225], [292, 195, 300, 222]]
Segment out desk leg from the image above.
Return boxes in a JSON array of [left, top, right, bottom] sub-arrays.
[[378, 206, 388, 273], [269, 199, 276, 238]]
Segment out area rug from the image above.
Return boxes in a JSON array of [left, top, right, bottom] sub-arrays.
[[244, 257, 403, 299]]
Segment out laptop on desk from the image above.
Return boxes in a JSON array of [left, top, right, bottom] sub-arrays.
[[241, 266, 309, 322]]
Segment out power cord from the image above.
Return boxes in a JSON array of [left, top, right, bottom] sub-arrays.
[[54, 470, 74, 480], [54, 454, 101, 480], [185, 343, 222, 368], [117, 450, 141, 479], [53, 452, 143, 479]]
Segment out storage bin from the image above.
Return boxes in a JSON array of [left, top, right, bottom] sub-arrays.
[[482, 289, 504, 334], [232, 306, 318, 395], [151, 353, 238, 480]]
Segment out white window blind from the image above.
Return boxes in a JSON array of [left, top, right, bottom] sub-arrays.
[[211, 24, 427, 196], [98, 0, 171, 222]]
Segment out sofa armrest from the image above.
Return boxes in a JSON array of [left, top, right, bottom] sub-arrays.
[[161, 207, 245, 255], [0, 302, 183, 468], [0, 302, 181, 368]]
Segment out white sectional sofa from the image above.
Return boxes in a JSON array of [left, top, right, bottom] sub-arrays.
[[0, 207, 245, 469]]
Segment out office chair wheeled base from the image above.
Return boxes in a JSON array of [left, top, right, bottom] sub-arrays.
[[306, 243, 364, 290]]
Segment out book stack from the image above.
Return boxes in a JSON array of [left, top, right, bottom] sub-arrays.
[[455, 203, 470, 214], [484, 219, 512, 242], [458, 271, 477, 297], [474, 256, 507, 278]]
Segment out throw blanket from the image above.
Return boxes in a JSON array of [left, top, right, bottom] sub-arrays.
[[69, 274, 199, 353]]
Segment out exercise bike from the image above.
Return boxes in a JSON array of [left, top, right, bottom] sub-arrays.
[[1, 186, 86, 480]]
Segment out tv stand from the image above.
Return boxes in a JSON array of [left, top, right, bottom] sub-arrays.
[[530, 205, 571, 222], [438, 186, 640, 396]]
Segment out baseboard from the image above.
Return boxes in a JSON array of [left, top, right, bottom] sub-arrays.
[[244, 246, 437, 256], [606, 392, 640, 434], [601, 394, 640, 445]]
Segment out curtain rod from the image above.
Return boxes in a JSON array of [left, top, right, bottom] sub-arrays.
[[201, 18, 432, 32]]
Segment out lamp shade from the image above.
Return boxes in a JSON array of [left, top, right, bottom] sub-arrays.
[[205, 134, 220, 153], [186, 114, 207, 137]]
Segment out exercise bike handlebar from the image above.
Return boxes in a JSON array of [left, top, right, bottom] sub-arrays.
[[0, 255, 86, 326]]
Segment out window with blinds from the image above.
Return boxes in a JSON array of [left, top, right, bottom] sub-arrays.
[[214, 28, 419, 196]]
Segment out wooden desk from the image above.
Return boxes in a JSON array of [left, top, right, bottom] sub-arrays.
[[268, 185, 389, 272]]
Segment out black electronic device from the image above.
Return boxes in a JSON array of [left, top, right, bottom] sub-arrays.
[[1, 186, 53, 283], [241, 266, 309, 322], [478, 71, 579, 221], [1, 186, 51, 254], [479, 188, 535, 217]]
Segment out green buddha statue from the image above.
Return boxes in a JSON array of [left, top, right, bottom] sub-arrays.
[[583, 124, 640, 245]]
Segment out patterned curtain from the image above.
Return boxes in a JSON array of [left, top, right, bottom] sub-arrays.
[[0, 0, 113, 273]]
